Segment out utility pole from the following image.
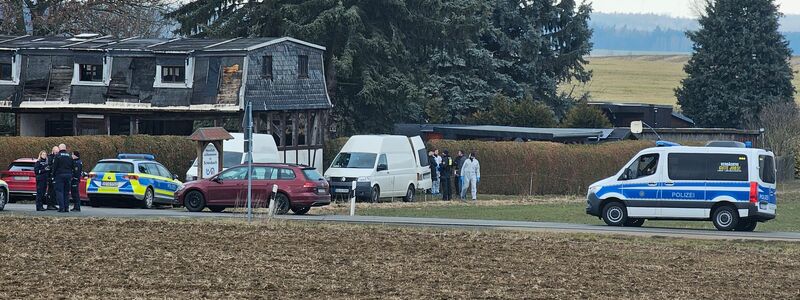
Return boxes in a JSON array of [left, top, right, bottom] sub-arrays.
[[245, 101, 254, 222]]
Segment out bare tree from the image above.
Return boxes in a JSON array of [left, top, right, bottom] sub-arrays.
[[751, 102, 800, 156], [690, 0, 714, 18]]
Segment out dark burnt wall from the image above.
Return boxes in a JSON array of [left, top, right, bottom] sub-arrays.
[[244, 43, 330, 111], [20, 55, 73, 103], [106, 57, 156, 103], [191, 56, 244, 105], [151, 88, 191, 107]]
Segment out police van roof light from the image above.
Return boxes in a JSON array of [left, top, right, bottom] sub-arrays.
[[656, 141, 681, 147], [117, 153, 155, 160]]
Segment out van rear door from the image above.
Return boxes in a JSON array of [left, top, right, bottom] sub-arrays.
[[757, 154, 777, 215], [409, 136, 432, 190]]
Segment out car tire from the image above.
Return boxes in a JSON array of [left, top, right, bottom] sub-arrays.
[[0, 189, 7, 211], [735, 219, 757, 232], [89, 197, 101, 207], [370, 186, 380, 203], [274, 193, 290, 215], [624, 218, 645, 227], [184, 190, 206, 212], [712, 205, 739, 231], [602, 202, 627, 226], [291, 206, 311, 215], [141, 187, 155, 209], [403, 184, 415, 202], [208, 206, 225, 213]]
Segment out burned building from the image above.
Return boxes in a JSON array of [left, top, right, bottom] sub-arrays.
[[0, 34, 331, 167]]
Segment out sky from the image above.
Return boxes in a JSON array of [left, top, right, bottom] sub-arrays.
[[591, 0, 800, 18]]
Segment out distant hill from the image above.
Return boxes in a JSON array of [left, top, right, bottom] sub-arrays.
[[591, 13, 800, 54]]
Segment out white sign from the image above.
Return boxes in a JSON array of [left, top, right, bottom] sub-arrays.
[[630, 121, 643, 134], [201, 143, 220, 179]]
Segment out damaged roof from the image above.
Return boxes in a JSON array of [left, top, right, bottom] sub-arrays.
[[0, 35, 325, 52]]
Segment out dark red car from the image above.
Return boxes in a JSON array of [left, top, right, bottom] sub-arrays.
[[0, 158, 88, 202], [174, 163, 330, 214]]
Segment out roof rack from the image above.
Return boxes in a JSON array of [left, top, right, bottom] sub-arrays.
[[705, 141, 747, 148]]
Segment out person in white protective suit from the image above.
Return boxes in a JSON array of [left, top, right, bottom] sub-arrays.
[[460, 152, 480, 202]]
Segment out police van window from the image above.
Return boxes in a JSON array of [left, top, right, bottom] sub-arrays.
[[707, 154, 748, 181], [668, 153, 707, 180], [622, 154, 659, 180], [759, 155, 776, 184]]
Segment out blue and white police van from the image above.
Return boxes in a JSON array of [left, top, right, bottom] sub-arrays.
[[586, 142, 777, 231]]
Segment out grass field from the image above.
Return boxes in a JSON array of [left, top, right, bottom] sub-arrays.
[[1, 216, 799, 299], [562, 55, 800, 106]]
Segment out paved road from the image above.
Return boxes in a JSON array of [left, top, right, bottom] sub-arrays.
[[3, 203, 799, 241]]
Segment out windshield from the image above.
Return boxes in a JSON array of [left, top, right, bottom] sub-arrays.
[[331, 152, 377, 169], [92, 162, 134, 173], [9, 162, 34, 171]]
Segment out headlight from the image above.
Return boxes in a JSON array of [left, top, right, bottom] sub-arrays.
[[324, 176, 331, 181], [357, 177, 370, 182], [588, 185, 600, 195]]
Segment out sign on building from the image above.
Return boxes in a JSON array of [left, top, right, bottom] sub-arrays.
[[202, 143, 220, 179]]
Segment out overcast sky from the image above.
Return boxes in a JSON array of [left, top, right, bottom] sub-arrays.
[[592, 0, 800, 18]]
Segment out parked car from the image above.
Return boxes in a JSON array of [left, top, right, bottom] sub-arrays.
[[0, 158, 89, 203], [324, 135, 431, 202], [185, 133, 280, 182], [87, 154, 182, 209], [0, 179, 7, 211], [175, 163, 330, 214]]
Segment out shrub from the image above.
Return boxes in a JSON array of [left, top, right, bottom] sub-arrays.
[[561, 101, 613, 128]]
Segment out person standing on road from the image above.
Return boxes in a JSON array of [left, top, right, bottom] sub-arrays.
[[69, 151, 83, 212], [433, 149, 442, 195], [34, 150, 49, 211], [460, 152, 480, 202], [51, 144, 74, 213], [45, 146, 60, 211], [454, 150, 466, 200], [439, 150, 454, 201], [428, 150, 439, 195]]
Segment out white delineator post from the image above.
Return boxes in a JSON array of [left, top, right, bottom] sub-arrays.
[[269, 184, 278, 217], [350, 181, 357, 216]]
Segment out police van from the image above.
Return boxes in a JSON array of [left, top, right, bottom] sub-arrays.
[[586, 142, 777, 231]]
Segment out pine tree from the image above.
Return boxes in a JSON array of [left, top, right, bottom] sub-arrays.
[[675, 0, 795, 128]]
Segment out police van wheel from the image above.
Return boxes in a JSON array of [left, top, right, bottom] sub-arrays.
[[602, 202, 627, 226], [712, 206, 739, 231], [624, 218, 645, 227], [403, 185, 415, 202], [0, 189, 7, 211], [735, 219, 757, 232], [184, 191, 206, 212], [141, 188, 155, 209]]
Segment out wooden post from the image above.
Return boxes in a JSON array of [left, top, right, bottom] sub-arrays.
[[196, 141, 204, 180]]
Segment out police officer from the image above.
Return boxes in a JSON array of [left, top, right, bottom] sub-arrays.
[[34, 150, 49, 211], [52, 144, 74, 213], [440, 149, 454, 201], [69, 151, 83, 212], [45, 146, 60, 210]]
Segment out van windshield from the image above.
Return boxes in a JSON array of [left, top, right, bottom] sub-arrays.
[[223, 151, 244, 168], [331, 152, 377, 169]]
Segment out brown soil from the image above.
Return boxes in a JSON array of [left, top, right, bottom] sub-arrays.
[[0, 216, 798, 299]]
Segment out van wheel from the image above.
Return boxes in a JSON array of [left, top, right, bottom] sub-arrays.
[[712, 205, 739, 231], [184, 191, 206, 212], [602, 202, 627, 226], [624, 218, 645, 227], [370, 186, 380, 203], [735, 219, 757, 232], [403, 185, 415, 202]]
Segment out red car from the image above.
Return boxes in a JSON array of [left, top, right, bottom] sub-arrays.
[[174, 163, 330, 214], [0, 158, 88, 202]]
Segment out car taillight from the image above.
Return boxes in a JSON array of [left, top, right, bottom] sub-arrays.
[[303, 182, 316, 188], [750, 181, 758, 203], [123, 174, 139, 180]]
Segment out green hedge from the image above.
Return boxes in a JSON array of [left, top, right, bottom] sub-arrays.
[[0, 135, 196, 178]]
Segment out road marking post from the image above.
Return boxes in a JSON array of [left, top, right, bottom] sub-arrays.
[[350, 181, 356, 216], [268, 184, 277, 217]]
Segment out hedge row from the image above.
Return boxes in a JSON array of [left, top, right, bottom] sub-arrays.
[[0, 136, 196, 178]]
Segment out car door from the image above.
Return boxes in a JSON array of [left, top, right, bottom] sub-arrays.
[[620, 153, 661, 218], [154, 163, 180, 201], [206, 166, 248, 205], [248, 166, 273, 207], [409, 136, 432, 190], [661, 153, 708, 218], [374, 154, 393, 197]]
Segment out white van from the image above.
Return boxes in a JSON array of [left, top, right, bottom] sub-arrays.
[[185, 133, 279, 181], [325, 135, 432, 202], [586, 142, 777, 231]]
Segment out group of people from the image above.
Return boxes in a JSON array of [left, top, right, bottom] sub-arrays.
[[34, 144, 83, 213], [428, 149, 481, 201]]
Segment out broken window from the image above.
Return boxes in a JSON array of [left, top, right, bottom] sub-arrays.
[[298, 55, 308, 78], [79, 64, 103, 82], [262, 55, 272, 79], [161, 66, 185, 83], [0, 63, 11, 80]]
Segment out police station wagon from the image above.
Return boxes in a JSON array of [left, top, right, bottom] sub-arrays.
[[586, 143, 777, 231], [87, 154, 182, 209]]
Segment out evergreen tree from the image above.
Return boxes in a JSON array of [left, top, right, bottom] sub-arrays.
[[675, 0, 795, 128], [561, 102, 612, 128]]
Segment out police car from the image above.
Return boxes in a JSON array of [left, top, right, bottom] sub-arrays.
[[586, 141, 777, 231], [0, 179, 7, 211], [87, 154, 182, 209]]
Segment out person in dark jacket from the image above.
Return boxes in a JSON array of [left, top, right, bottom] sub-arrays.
[[34, 150, 49, 211], [428, 150, 439, 195], [45, 146, 60, 210], [69, 151, 83, 212], [52, 144, 74, 213], [439, 149, 454, 201]]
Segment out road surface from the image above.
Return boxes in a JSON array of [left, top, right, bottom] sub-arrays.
[[3, 203, 799, 241]]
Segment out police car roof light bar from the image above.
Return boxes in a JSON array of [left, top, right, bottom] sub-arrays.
[[117, 153, 155, 160], [655, 141, 681, 147]]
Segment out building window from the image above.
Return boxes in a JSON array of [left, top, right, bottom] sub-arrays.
[[161, 66, 185, 83], [79, 64, 103, 82], [0, 63, 11, 81], [262, 55, 273, 79], [298, 55, 308, 78]]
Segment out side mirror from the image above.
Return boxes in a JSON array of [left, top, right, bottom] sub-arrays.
[[212, 177, 222, 183], [172, 174, 179, 180], [377, 164, 388, 172]]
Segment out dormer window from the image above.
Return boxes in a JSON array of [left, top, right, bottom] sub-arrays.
[[0, 63, 11, 81], [71, 54, 111, 86], [154, 56, 193, 88], [161, 66, 185, 83], [0, 53, 21, 85], [298, 55, 308, 79], [79, 64, 103, 82]]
